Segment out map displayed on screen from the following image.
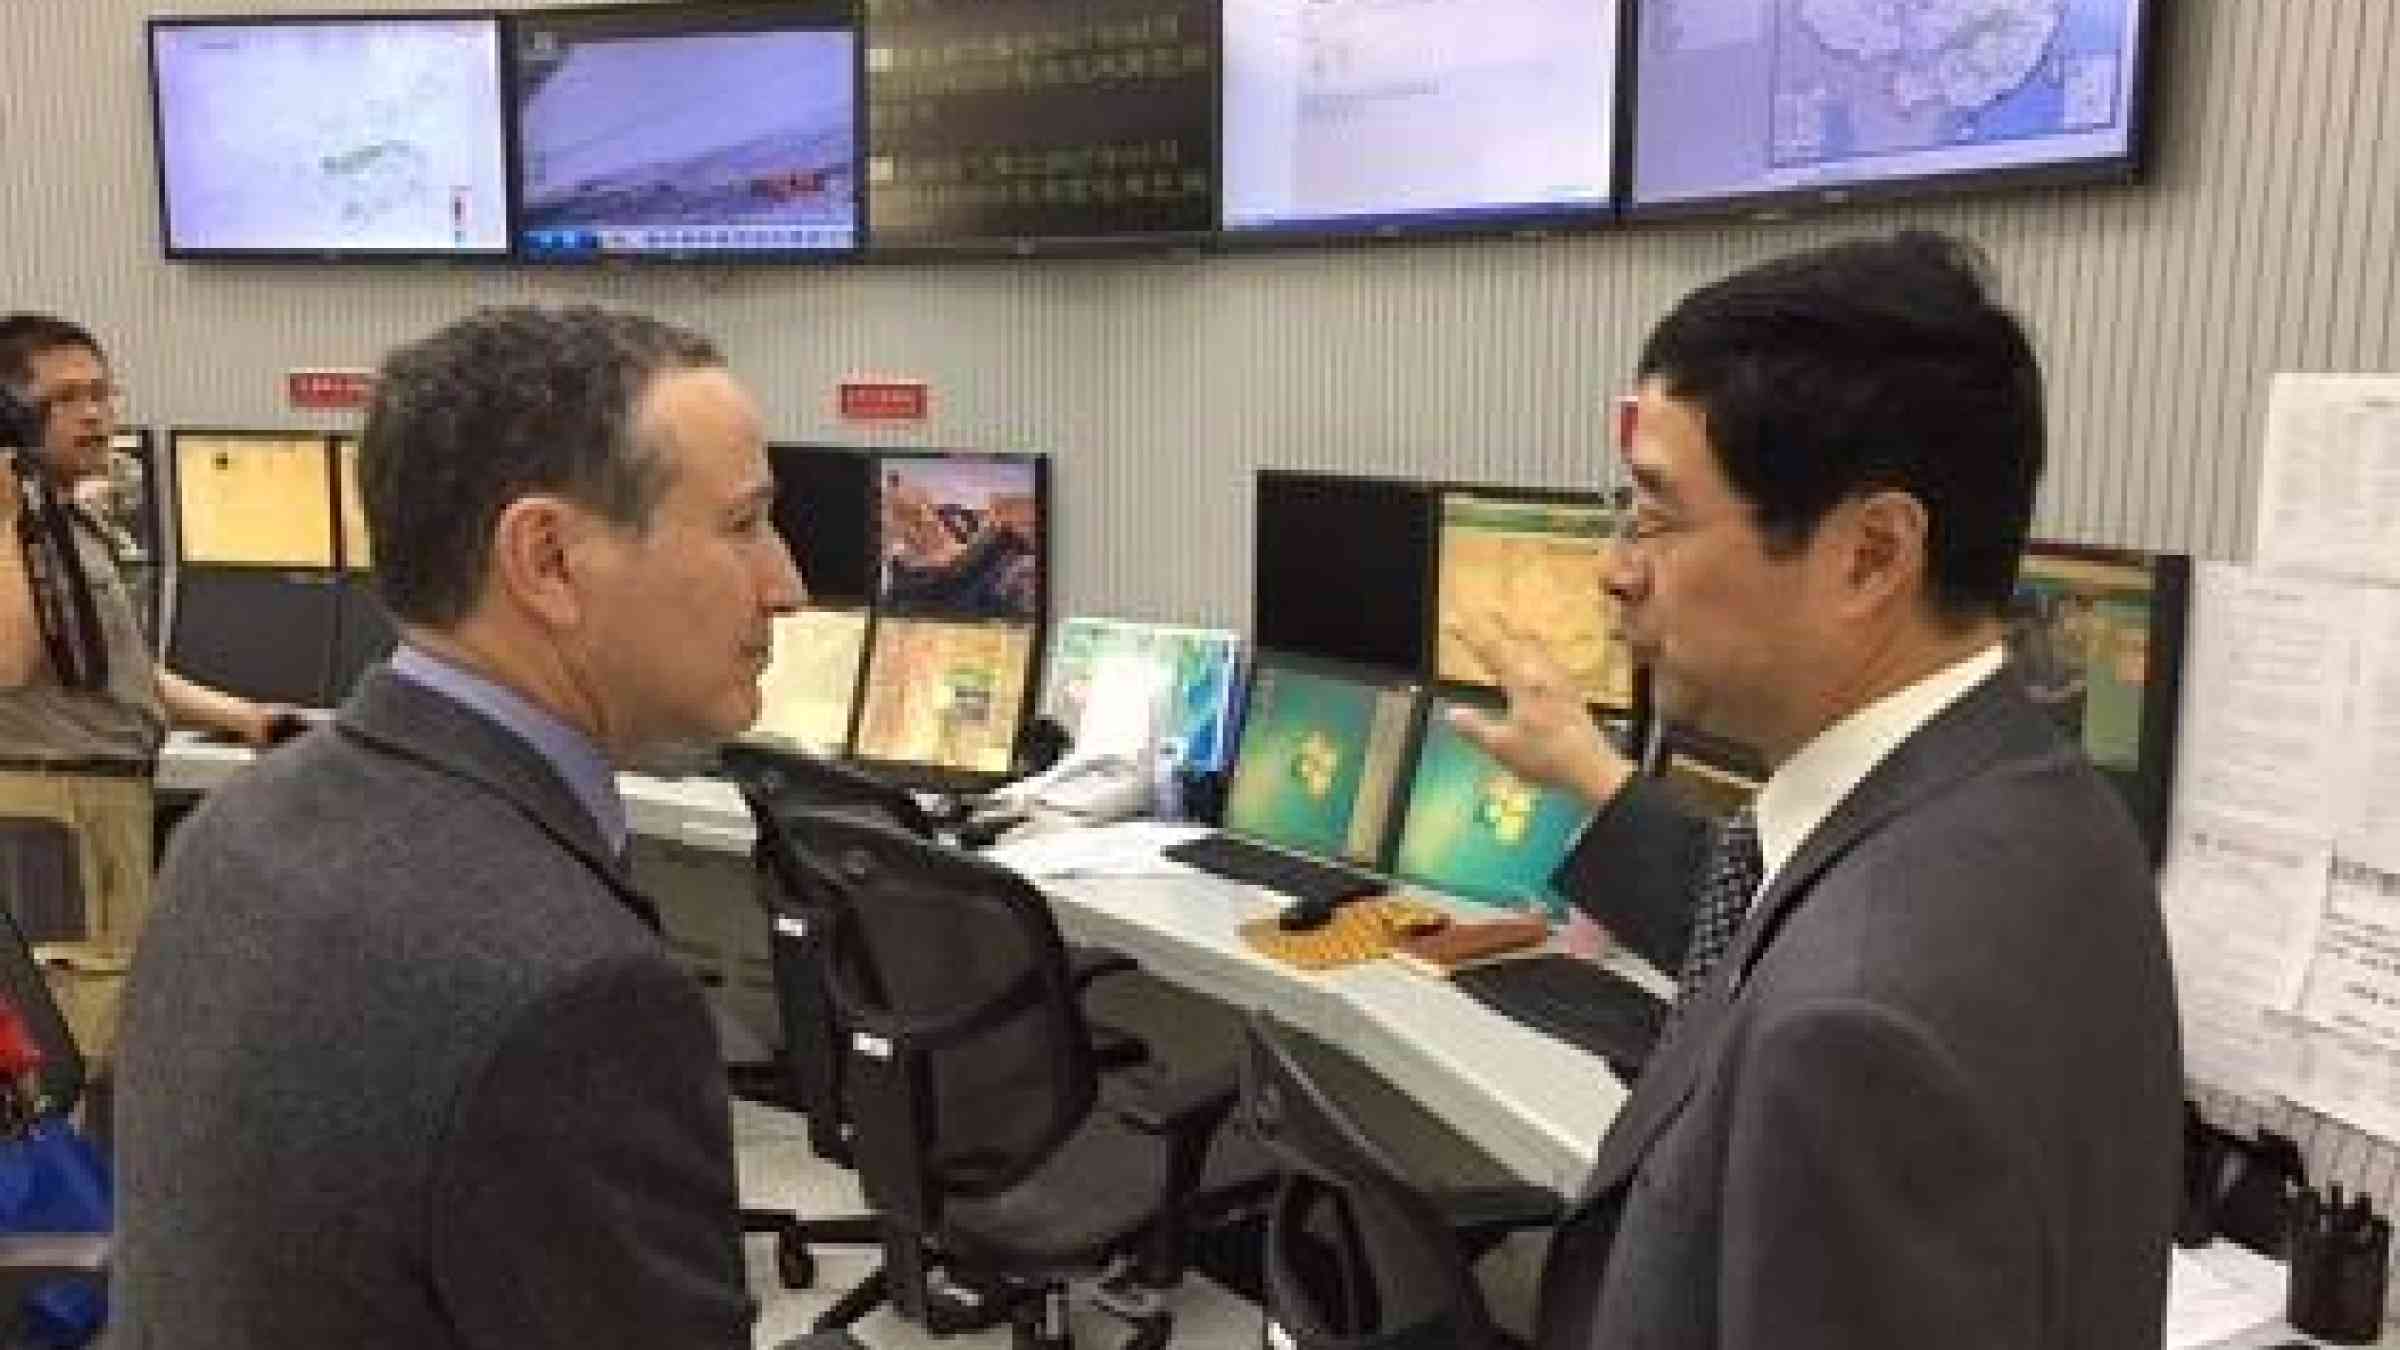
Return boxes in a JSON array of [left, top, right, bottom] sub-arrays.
[[513, 11, 859, 258], [174, 433, 334, 568], [1633, 0, 2145, 207], [854, 619, 1035, 775], [1223, 0, 1617, 232], [1436, 494, 1633, 708], [151, 19, 510, 253], [1043, 619, 1242, 772], [750, 609, 871, 755], [1390, 698, 1591, 911]]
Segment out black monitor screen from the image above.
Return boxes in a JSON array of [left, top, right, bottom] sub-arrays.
[[1254, 471, 1433, 676], [1222, 0, 1620, 236], [866, 0, 1220, 248], [330, 579, 399, 703], [875, 454, 1047, 623], [148, 16, 512, 258], [768, 445, 876, 607], [1630, 0, 2152, 211], [170, 568, 338, 707], [2004, 543, 2189, 865], [511, 1, 862, 260]]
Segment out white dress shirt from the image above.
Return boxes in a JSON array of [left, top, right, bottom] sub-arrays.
[[1752, 644, 2006, 895]]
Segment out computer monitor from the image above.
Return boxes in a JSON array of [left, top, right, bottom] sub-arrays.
[[169, 567, 338, 707], [329, 578, 399, 703], [147, 15, 511, 259], [1389, 691, 1598, 913], [334, 435, 371, 573], [1221, 654, 1420, 868], [864, 0, 1220, 251], [1042, 617, 1243, 773], [768, 444, 876, 607], [1628, 0, 2155, 213], [748, 607, 872, 757], [2004, 542, 2190, 864], [1434, 488, 1633, 709], [510, 1, 862, 261], [1221, 0, 1620, 238], [171, 431, 336, 569], [853, 617, 1038, 782], [875, 453, 1047, 623], [1254, 471, 1434, 676]]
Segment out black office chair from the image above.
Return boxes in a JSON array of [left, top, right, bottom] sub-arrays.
[[1238, 1013, 1562, 1350], [779, 807, 1273, 1350], [720, 744, 1150, 1301]]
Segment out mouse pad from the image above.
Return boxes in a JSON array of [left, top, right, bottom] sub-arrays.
[[1239, 897, 1451, 972]]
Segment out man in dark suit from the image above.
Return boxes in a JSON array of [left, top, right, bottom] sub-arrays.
[[1454, 233, 2180, 1349], [111, 307, 806, 1347]]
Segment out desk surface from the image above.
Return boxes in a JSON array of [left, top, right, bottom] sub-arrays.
[[159, 736, 1630, 1193]]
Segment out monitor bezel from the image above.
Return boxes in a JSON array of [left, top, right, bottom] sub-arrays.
[[1219, 646, 1425, 872], [1213, 0, 1628, 249], [166, 427, 342, 572], [1620, 0, 2163, 221], [147, 10, 521, 264], [2012, 537, 2189, 869], [502, 0, 867, 266], [1425, 480, 1637, 714]]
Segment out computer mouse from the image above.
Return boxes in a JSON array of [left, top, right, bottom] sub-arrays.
[[1277, 896, 1341, 933]]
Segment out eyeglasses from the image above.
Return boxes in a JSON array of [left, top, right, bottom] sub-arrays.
[[37, 382, 125, 413]]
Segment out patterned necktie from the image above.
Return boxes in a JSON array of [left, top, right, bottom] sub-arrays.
[[1671, 807, 1763, 1010]]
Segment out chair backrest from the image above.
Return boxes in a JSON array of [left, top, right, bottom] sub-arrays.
[[1240, 1014, 1499, 1350], [726, 742, 936, 1164], [778, 807, 1099, 1219]]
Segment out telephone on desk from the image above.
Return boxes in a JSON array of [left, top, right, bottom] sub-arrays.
[[981, 747, 1156, 824]]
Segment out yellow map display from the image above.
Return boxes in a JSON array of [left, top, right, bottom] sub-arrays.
[[175, 433, 334, 567], [855, 618, 1035, 775], [1435, 495, 1632, 708], [749, 609, 870, 754], [335, 436, 372, 570]]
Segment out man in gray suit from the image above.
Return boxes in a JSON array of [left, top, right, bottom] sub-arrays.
[[1455, 233, 2180, 1349], [111, 307, 805, 1347]]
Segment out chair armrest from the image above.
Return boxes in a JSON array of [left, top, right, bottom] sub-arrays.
[[1088, 1020, 1151, 1071], [1111, 1064, 1240, 1138], [1430, 1183, 1564, 1261], [1068, 944, 1141, 992]]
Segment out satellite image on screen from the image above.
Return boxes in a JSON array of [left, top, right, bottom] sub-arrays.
[[751, 608, 871, 755], [151, 19, 510, 253], [174, 433, 335, 568], [878, 458, 1042, 621], [1391, 698, 1590, 912], [1634, 0, 2144, 206], [1043, 619, 1241, 772], [1436, 495, 1632, 708], [2006, 552, 2153, 772], [854, 619, 1035, 775], [1223, 665, 1413, 864], [514, 22, 858, 256]]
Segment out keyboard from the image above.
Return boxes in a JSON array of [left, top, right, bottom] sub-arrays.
[[1452, 955, 1669, 1077], [1160, 833, 1384, 905]]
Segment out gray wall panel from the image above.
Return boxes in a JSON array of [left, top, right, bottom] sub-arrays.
[[2, 0, 2396, 626]]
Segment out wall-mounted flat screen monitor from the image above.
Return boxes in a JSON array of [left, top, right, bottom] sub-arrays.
[[1629, 0, 2155, 212], [2004, 541, 2189, 865], [749, 607, 872, 757], [1221, 653, 1419, 869], [853, 617, 1037, 781], [1434, 488, 1633, 709], [148, 15, 512, 258], [1222, 0, 1620, 237], [875, 453, 1046, 623], [171, 431, 336, 569], [510, 1, 862, 260], [866, 0, 1220, 251]]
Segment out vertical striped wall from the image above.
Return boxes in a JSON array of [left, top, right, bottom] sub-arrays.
[[3, 0, 2397, 631]]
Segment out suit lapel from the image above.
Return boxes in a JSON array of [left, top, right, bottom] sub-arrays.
[[336, 668, 658, 929], [1573, 674, 2067, 1210]]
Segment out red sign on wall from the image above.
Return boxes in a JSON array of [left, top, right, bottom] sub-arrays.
[[838, 379, 930, 423], [287, 369, 377, 411]]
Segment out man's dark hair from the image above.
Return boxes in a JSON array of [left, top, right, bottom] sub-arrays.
[[1637, 231, 2045, 621], [0, 314, 106, 390], [362, 306, 723, 626]]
